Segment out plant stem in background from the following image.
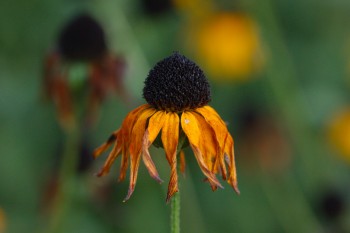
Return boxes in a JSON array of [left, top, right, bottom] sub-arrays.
[[260, 171, 322, 233], [45, 126, 80, 233], [242, 0, 325, 231], [243, 0, 332, 185]]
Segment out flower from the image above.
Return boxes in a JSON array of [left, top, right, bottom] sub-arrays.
[[185, 12, 264, 80], [238, 107, 291, 174], [94, 52, 239, 202], [43, 13, 127, 129], [328, 108, 350, 162]]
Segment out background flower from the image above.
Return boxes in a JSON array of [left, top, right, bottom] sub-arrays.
[[185, 12, 264, 80]]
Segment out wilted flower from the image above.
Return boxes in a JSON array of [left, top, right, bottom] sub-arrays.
[[238, 108, 291, 174], [43, 13, 127, 128], [94, 53, 239, 202], [186, 12, 264, 80]]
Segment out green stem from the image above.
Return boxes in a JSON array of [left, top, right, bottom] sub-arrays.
[[45, 127, 80, 233], [260, 172, 322, 233], [241, 0, 325, 231], [170, 192, 180, 233], [170, 133, 187, 233]]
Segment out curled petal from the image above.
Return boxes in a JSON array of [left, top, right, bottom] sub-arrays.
[[181, 111, 223, 189], [118, 104, 150, 182], [93, 131, 118, 159], [179, 150, 186, 174], [196, 106, 228, 151], [118, 153, 128, 182], [224, 134, 240, 194], [161, 113, 180, 202], [192, 112, 221, 173], [142, 131, 163, 183], [125, 108, 156, 201], [142, 111, 167, 183], [97, 140, 122, 177]]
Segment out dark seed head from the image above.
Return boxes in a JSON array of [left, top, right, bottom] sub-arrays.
[[58, 13, 107, 61], [143, 52, 211, 112]]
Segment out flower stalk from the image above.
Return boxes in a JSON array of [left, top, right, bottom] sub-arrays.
[[170, 132, 186, 233], [170, 189, 180, 233]]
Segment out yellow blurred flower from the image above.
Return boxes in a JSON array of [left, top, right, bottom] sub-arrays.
[[186, 13, 264, 80], [328, 108, 350, 161], [94, 53, 239, 202]]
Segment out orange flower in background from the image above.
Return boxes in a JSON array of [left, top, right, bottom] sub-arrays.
[[43, 13, 127, 129], [94, 53, 239, 202], [328, 108, 350, 162], [186, 12, 264, 80]]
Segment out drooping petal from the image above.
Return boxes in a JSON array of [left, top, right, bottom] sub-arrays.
[[124, 108, 156, 201], [120, 104, 151, 147], [181, 111, 223, 189], [97, 140, 122, 177], [179, 150, 186, 174], [195, 106, 227, 151], [118, 104, 150, 182], [196, 106, 230, 179], [161, 112, 180, 202], [118, 153, 128, 182], [224, 133, 240, 194], [93, 130, 118, 159], [192, 112, 226, 190], [142, 111, 167, 183], [192, 112, 219, 171]]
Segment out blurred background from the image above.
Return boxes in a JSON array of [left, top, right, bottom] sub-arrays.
[[1, 0, 350, 232]]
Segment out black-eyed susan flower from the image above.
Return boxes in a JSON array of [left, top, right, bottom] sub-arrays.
[[94, 52, 239, 202], [43, 13, 127, 128], [185, 12, 264, 80]]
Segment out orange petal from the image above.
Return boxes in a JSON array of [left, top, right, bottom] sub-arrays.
[[192, 112, 226, 190], [129, 108, 156, 156], [195, 106, 228, 151], [93, 130, 118, 159], [161, 113, 180, 202], [118, 153, 128, 182], [196, 106, 230, 179], [118, 104, 150, 182], [142, 111, 167, 183], [97, 140, 122, 177], [147, 111, 167, 143], [125, 108, 156, 201], [120, 104, 151, 147], [179, 150, 186, 174], [224, 133, 239, 194], [142, 131, 162, 183], [192, 112, 219, 171], [181, 111, 223, 189]]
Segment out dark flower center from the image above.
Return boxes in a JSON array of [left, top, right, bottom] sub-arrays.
[[58, 13, 107, 61], [143, 52, 211, 112]]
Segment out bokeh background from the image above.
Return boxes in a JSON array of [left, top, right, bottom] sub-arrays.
[[1, 0, 350, 232]]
